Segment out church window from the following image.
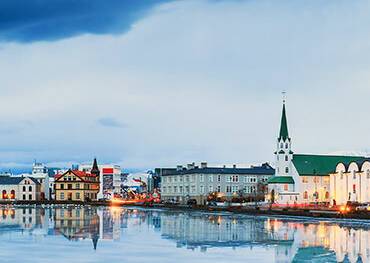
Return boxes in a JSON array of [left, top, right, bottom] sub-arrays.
[[285, 167, 289, 174], [303, 191, 308, 199], [340, 171, 343, 179], [285, 155, 288, 161]]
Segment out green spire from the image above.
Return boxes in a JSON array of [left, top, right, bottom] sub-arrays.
[[279, 102, 289, 141]]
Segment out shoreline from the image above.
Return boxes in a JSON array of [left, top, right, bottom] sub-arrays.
[[1, 200, 369, 220]]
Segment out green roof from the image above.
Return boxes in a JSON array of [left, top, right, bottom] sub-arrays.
[[267, 176, 294, 184], [278, 103, 289, 141], [292, 154, 365, 176]]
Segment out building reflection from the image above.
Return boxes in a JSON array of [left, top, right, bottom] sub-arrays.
[[0, 205, 369, 262]]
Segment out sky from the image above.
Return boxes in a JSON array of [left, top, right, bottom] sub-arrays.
[[1, 0, 370, 172]]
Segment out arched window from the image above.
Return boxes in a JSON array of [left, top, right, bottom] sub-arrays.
[[280, 143, 284, 148], [353, 170, 356, 179], [303, 191, 308, 199], [10, 190, 15, 199], [285, 167, 289, 174], [2, 190, 7, 199], [29, 186, 32, 191], [285, 143, 288, 149]]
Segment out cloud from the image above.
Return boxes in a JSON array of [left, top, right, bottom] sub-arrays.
[[0, 0, 170, 43], [1, 0, 370, 170], [97, 117, 126, 128]]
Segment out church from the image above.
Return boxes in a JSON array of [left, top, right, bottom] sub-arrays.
[[267, 102, 369, 206]]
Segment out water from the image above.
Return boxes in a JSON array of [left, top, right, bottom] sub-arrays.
[[0, 206, 369, 263]]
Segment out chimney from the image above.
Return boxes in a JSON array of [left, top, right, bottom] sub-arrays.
[[201, 162, 207, 169]]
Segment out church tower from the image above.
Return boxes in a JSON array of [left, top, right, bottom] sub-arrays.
[[275, 101, 293, 176], [91, 158, 100, 179]]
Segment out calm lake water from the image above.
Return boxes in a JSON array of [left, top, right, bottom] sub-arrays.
[[0, 205, 369, 263]]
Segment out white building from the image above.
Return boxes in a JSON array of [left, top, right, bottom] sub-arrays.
[[0, 176, 41, 201], [160, 162, 274, 204], [331, 159, 370, 204], [267, 101, 368, 206]]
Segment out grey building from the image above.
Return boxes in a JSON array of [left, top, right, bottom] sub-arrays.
[[160, 162, 275, 204]]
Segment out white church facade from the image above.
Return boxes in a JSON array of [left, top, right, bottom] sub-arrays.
[[267, 102, 369, 206]]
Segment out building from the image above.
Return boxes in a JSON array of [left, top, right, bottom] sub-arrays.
[[331, 159, 370, 204], [54, 159, 100, 202], [160, 162, 274, 204], [267, 101, 367, 205], [0, 176, 41, 201], [78, 163, 122, 199]]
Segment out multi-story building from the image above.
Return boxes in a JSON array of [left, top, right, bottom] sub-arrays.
[[54, 159, 100, 202], [160, 162, 274, 204], [79, 164, 122, 199], [0, 176, 41, 201]]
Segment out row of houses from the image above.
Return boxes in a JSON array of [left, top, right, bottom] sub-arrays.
[[0, 159, 119, 202]]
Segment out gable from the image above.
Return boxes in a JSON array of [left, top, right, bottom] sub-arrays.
[[292, 154, 365, 176]]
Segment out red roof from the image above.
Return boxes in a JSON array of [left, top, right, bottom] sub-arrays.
[[55, 169, 98, 181]]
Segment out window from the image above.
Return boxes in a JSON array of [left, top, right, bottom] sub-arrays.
[[232, 175, 239, 183], [23, 194, 26, 200], [285, 167, 289, 174], [244, 176, 248, 183], [10, 190, 15, 199], [76, 183, 80, 189], [200, 175, 204, 182], [280, 143, 283, 148], [29, 194, 32, 200], [285, 143, 288, 149], [179, 186, 183, 193], [68, 184, 72, 190], [29, 186, 32, 191], [325, 191, 329, 199], [60, 193, 64, 200], [302, 177, 308, 183], [353, 184, 356, 194], [174, 186, 177, 193], [76, 192, 80, 199], [353, 171, 356, 179], [226, 176, 231, 183], [191, 175, 196, 182], [60, 184, 64, 190], [217, 185, 221, 192], [179, 176, 183, 182], [217, 175, 221, 182], [2, 190, 7, 199], [208, 185, 213, 193], [200, 185, 204, 194], [232, 185, 239, 193], [303, 191, 308, 199], [23, 186, 26, 192], [285, 155, 288, 161], [209, 175, 213, 182], [367, 170, 370, 179], [226, 186, 231, 193], [284, 184, 288, 191]]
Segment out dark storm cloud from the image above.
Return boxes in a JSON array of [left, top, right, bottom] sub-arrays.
[[0, 0, 170, 42]]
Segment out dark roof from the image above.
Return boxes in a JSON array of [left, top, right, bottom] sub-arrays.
[[278, 103, 289, 141], [292, 154, 365, 176], [161, 163, 275, 176], [267, 176, 294, 184], [0, 176, 40, 185]]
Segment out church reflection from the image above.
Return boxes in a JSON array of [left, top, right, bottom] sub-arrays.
[[0, 206, 369, 262]]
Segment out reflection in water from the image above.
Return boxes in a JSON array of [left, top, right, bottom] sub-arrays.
[[0, 206, 369, 263]]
